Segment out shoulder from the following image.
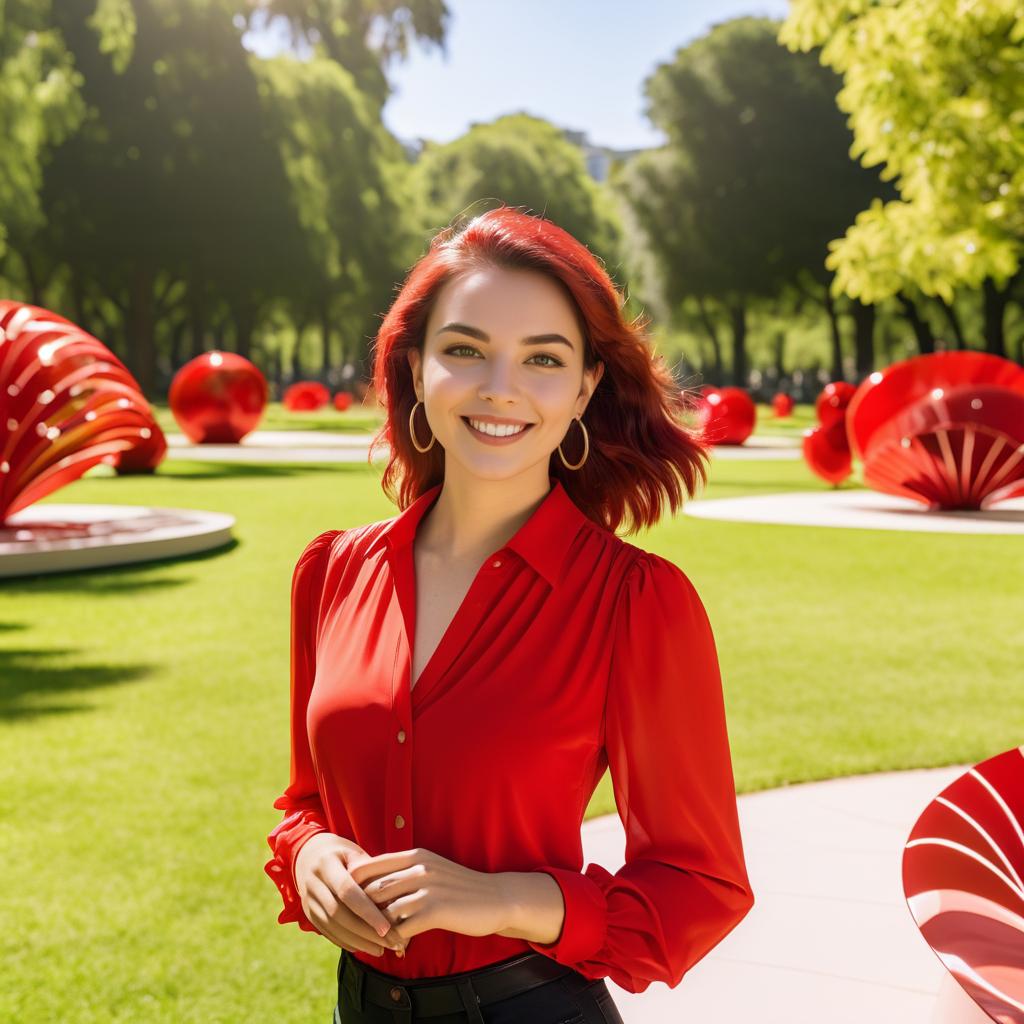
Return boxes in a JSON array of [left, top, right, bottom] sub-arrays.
[[612, 544, 707, 625]]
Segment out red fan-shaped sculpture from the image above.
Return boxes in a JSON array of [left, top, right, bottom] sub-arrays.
[[846, 352, 1024, 510], [114, 414, 168, 474], [903, 746, 1024, 1023], [168, 351, 268, 444], [772, 392, 794, 418], [0, 300, 157, 524], [697, 386, 756, 445], [283, 381, 329, 412]]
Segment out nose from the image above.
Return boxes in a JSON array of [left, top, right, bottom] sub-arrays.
[[476, 358, 522, 404]]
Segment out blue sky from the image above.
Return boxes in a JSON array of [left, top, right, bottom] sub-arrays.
[[244, 0, 791, 150]]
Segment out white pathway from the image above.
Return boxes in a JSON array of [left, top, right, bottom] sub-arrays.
[[582, 764, 984, 1024]]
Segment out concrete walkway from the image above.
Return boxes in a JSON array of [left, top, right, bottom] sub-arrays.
[[581, 763, 975, 1024]]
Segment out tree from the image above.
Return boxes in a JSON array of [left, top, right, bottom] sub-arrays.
[[780, 0, 1024, 356]]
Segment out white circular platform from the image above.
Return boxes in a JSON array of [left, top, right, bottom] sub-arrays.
[[685, 488, 1024, 534], [0, 504, 236, 577], [162, 430, 803, 463]]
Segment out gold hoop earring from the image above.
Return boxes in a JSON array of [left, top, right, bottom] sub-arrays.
[[557, 415, 589, 470], [409, 399, 436, 453]]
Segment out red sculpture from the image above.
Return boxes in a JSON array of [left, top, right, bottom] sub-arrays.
[[0, 300, 157, 523], [333, 391, 354, 411], [283, 381, 330, 412], [802, 421, 852, 486], [802, 381, 856, 486], [903, 745, 1024, 1023], [846, 352, 1024, 510], [168, 351, 268, 444], [772, 392, 794, 418], [697, 386, 756, 445]]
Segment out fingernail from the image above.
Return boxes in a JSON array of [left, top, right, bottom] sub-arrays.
[[395, 949, 405, 958], [377, 924, 390, 938]]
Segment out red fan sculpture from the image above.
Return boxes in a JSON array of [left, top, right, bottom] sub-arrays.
[[903, 746, 1024, 1023], [333, 391, 353, 411], [772, 392, 794, 418], [283, 381, 329, 412], [803, 381, 857, 486], [697, 386, 756, 445], [846, 352, 1024, 510], [0, 300, 158, 524], [168, 351, 268, 444]]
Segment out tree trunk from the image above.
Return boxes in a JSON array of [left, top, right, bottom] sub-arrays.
[[896, 292, 935, 355], [982, 276, 1011, 357], [773, 329, 785, 378], [695, 295, 724, 387], [822, 283, 844, 381], [729, 299, 748, 388], [933, 294, 966, 350], [126, 265, 156, 398], [320, 297, 332, 380], [849, 298, 876, 380], [235, 306, 255, 360]]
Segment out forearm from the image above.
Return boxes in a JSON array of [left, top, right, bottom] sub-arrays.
[[495, 871, 565, 944]]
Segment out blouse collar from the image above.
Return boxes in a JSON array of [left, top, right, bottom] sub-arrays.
[[365, 475, 590, 587]]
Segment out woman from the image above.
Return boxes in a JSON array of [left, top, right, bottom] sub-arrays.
[[264, 207, 755, 1023]]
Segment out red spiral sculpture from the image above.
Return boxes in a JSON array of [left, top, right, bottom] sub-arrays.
[[903, 746, 1024, 1023], [168, 351, 268, 444], [0, 300, 158, 524], [697, 386, 756, 445], [283, 381, 330, 412], [846, 352, 1024, 510]]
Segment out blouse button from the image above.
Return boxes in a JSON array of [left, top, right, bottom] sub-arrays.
[[390, 987, 402, 1002], [397, 729, 406, 743], [491, 559, 502, 568], [394, 814, 405, 828]]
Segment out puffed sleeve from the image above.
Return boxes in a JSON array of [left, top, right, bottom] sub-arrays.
[[526, 552, 755, 992], [263, 529, 341, 933]]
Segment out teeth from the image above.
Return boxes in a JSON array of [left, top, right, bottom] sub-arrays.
[[467, 418, 527, 437]]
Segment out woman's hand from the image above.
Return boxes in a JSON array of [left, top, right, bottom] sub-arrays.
[[294, 833, 409, 957], [347, 848, 514, 945]]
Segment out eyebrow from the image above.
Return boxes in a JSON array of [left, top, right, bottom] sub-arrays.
[[435, 321, 575, 350]]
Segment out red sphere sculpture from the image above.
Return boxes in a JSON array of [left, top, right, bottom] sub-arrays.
[[697, 386, 756, 445], [903, 745, 1024, 1023], [815, 381, 857, 429], [168, 351, 268, 444], [283, 381, 330, 412], [772, 392, 794, 418], [846, 352, 1024, 510], [802, 421, 852, 486], [0, 300, 158, 523], [333, 391, 353, 411]]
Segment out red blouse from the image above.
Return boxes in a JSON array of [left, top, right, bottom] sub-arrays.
[[264, 476, 754, 993]]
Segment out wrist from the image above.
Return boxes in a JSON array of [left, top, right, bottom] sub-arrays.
[[495, 871, 565, 944]]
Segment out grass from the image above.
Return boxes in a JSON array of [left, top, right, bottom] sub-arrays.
[[2, 414, 1020, 1021]]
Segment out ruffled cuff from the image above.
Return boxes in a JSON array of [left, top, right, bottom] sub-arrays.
[[264, 807, 331, 933]]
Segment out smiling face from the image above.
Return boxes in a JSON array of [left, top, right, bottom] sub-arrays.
[[407, 264, 604, 481]]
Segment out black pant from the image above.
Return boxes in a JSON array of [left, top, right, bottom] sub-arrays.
[[333, 948, 625, 1024]]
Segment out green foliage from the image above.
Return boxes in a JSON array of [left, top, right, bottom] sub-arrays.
[[780, 0, 1024, 303], [409, 113, 621, 260]]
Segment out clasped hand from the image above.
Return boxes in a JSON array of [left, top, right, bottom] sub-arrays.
[[347, 846, 513, 951]]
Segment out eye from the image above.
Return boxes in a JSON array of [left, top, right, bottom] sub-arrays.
[[442, 344, 564, 368]]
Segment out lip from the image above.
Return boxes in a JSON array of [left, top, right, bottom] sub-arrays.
[[461, 415, 536, 445]]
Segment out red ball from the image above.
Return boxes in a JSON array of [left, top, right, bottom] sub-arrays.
[[333, 391, 353, 411], [772, 393, 794, 418], [815, 381, 856, 430], [168, 351, 268, 444], [802, 420, 852, 486], [697, 386, 756, 445], [283, 381, 330, 411]]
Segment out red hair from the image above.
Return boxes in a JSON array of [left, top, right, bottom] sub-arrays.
[[366, 206, 711, 535]]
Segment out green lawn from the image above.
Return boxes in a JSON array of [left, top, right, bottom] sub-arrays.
[[2, 426, 1020, 1021]]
